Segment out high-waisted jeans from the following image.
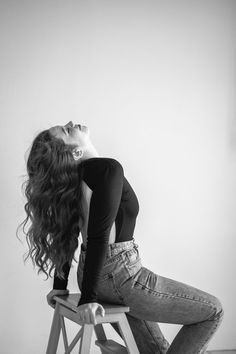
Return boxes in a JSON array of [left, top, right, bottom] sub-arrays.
[[77, 238, 224, 354]]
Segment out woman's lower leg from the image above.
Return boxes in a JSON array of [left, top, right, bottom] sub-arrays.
[[166, 294, 224, 354]]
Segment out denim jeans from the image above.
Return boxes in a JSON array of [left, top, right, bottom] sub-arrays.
[[77, 238, 224, 354]]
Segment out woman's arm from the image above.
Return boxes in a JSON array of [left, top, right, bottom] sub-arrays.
[[77, 158, 124, 306], [53, 261, 71, 290]]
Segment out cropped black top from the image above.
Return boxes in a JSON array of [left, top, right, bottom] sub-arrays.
[[53, 157, 139, 306]]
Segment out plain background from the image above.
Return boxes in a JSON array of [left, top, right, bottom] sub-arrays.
[[0, 0, 235, 353]]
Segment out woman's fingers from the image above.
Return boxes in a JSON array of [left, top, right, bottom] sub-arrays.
[[90, 308, 98, 325], [97, 304, 105, 317], [76, 306, 98, 324], [75, 303, 106, 324], [80, 309, 94, 324]]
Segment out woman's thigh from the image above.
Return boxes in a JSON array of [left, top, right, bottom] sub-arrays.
[[117, 265, 222, 325]]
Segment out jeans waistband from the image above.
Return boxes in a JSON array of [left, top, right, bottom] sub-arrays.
[[80, 238, 139, 257]]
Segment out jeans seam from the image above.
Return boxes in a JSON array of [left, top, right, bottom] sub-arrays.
[[134, 280, 215, 307], [142, 319, 168, 353], [110, 272, 125, 302]]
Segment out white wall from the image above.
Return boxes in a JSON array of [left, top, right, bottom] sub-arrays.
[[1, 0, 235, 352]]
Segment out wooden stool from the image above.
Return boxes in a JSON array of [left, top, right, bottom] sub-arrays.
[[46, 293, 140, 354]]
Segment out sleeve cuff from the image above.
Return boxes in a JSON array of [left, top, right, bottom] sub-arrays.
[[77, 295, 98, 307]]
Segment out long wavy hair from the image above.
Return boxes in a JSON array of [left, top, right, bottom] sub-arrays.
[[17, 129, 85, 280]]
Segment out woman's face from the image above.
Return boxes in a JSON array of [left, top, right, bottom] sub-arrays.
[[49, 121, 90, 148]]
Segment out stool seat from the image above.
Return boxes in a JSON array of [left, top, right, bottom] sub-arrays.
[[54, 293, 130, 314], [46, 293, 140, 354]]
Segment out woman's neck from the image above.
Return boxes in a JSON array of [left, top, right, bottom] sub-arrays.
[[82, 143, 100, 161]]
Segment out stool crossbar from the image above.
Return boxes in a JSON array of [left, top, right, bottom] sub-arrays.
[[46, 293, 139, 354]]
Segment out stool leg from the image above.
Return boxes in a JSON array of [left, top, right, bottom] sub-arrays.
[[117, 314, 140, 354], [46, 302, 61, 354], [94, 324, 108, 354], [94, 324, 107, 341], [79, 324, 94, 354]]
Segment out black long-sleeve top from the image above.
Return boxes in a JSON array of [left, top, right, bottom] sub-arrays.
[[53, 157, 139, 306]]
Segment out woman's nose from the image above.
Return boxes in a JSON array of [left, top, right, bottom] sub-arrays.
[[65, 121, 73, 127]]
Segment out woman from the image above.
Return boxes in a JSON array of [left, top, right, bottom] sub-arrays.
[[21, 121, 223, 354]]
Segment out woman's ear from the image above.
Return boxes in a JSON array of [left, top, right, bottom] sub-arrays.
[[72, 147, 84, 160]]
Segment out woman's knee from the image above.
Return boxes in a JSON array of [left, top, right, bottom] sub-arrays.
[[209, 294, 224, 321]]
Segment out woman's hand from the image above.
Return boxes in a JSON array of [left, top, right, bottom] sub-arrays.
[[76, 302, 105, 325], [46, 289, 69, 308]]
